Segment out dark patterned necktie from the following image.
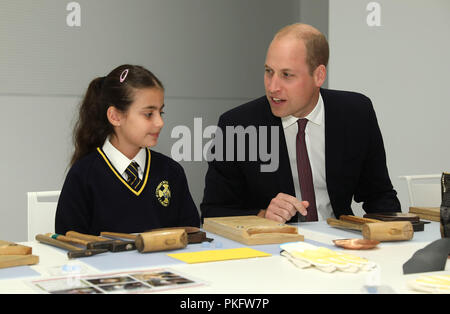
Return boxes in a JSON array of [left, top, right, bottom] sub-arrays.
[[296, 119, 318, 221], [125, 161, 141, 191]]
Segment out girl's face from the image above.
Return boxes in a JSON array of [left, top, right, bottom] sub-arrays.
[[109, 87, 165, 159]]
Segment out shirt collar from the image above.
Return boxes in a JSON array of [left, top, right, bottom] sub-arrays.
[[281, 93, 324, 129], [102, 137, 147, 175]]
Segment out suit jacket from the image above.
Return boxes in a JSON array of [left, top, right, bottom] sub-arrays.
[[200, 88, 401, 222]]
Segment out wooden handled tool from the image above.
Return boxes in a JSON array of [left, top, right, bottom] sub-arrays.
[[135, 229, 188, 253], [65, 231, 136, 252], [35, 234, 108, 259], [65, 231, 110, 242], [101, 227, 200, 239], [100, 232, 137, 240], [326, 218, 365, 231], [101, 228, 211, 244], [101, 229, 187, 252], [149, 227, 212, 243], [149, 226, 201, 234], [339, 215, 382, 224], [45, 233, 89, 246], [362, 222, 414, 241], [327, 216, 414, 242]]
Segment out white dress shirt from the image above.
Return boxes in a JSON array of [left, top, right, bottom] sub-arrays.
[[281, 94, 334, 220], [102, 137, 146, 180]]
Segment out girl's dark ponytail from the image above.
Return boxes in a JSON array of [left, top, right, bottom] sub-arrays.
[[71, 76, 111, 166]]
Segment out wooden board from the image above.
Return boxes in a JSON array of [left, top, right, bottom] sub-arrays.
[[326, 218, 364, 231], [0, 240, 32, 255], [0, 255, 39, 269], [203, 216, 304, 245], [409, 207, 440, 222]]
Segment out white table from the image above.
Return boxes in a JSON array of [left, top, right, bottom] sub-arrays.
[[0, 221, 448, 294]]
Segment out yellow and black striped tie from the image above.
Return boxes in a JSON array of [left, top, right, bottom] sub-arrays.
[[125, 161, 141, 191]]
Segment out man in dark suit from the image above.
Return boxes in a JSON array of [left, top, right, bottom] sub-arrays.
[[201, 23, 401, 223]]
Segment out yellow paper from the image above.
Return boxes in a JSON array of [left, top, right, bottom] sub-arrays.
[[167, 247, 271, 264]]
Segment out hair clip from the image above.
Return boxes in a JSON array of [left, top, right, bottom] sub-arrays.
[[119, 69, 129, 83]]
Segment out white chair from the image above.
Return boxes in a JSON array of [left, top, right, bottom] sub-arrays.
[[27, 191, 61, 242], [399, 174, 441, 207]]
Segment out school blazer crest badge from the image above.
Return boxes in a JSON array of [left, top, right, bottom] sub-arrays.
[[156, 180, 171, 207]]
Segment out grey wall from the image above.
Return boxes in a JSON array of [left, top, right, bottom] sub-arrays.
[[328, 0, 450, 215], [1, 0, 304, 241], [299, 0, 329, 89]]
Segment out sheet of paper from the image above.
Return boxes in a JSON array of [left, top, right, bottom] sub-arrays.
[[167, 247, 271, 264], [29, 268, 202, 294]]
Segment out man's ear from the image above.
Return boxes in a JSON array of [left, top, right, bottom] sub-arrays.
[[106, 106, 122, 127], [313, 65, 327, 88]]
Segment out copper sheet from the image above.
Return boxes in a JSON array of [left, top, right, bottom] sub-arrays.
[[333, 238, 380, 250]]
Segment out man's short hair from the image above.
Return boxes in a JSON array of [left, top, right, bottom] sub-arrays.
[[274, 23, 329, 75]]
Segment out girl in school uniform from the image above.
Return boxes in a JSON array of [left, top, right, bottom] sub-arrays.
[[55, 64, 200, 235]]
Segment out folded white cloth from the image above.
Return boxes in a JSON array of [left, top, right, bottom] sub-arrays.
[[280, 242, 376, 273], [408, 274, 450, 293]]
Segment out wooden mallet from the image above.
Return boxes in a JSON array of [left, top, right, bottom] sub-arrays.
[[101, 229, 188, 253]]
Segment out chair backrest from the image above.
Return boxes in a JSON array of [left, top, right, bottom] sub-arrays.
[[27, 191, 61, 242], [399, 174, 441, 207]]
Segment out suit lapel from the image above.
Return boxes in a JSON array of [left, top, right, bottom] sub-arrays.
[[277, 121, 295, 195], [321, 89, 344, 196]]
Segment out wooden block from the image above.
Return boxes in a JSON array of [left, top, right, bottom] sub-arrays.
[[0, 240, 32, 255], [203, 216, 304, 245], [409, 207, 440, 222], [0, 255, 39, 269]]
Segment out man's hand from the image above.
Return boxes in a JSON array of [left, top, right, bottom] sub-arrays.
[[261, 193, 308, 223]]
